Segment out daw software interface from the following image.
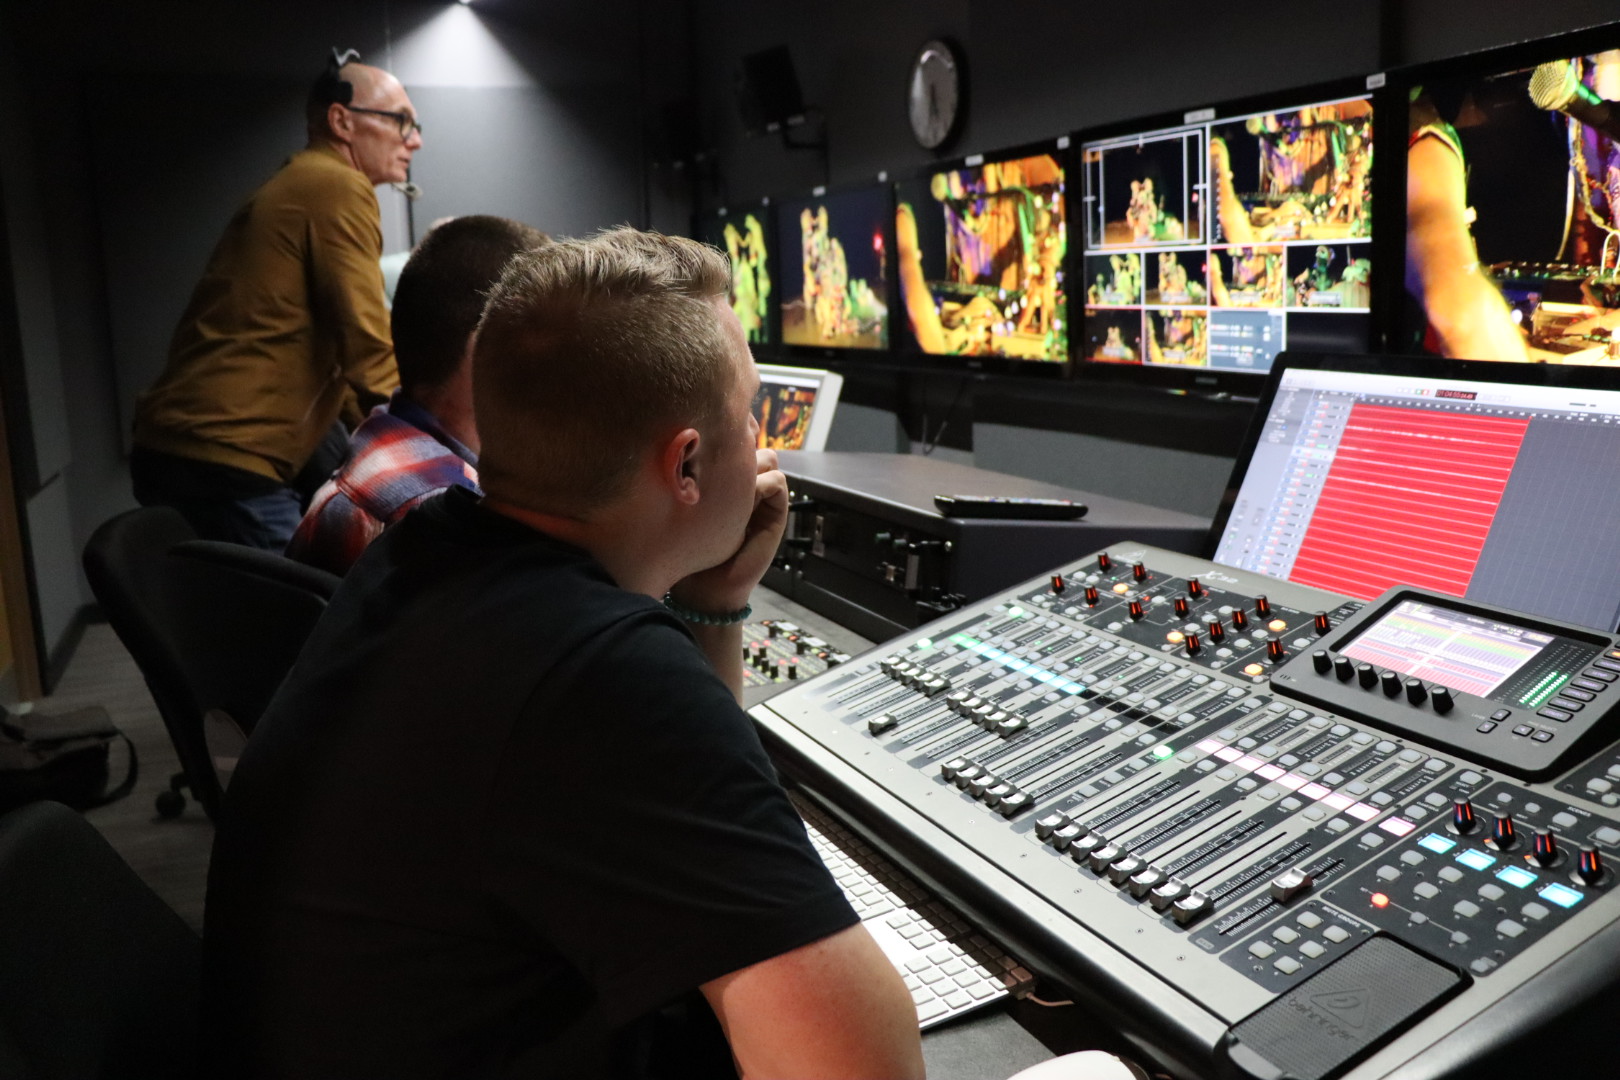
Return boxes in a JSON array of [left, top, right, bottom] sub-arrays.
[[1213, 366, 1620, 631]]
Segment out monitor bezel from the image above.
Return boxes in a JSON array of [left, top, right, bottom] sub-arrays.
[[697, 197, 781, 354], [754, 362, 844, 452], [888, 135, 1073, 380], [1071, 74, 1394, 396], [1382, 20, 1620, 358], [774, 179, 900, 364], [1202, 349, 1620, 563]]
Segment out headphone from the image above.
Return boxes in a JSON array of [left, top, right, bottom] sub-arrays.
[[310, 47, 362, 108]]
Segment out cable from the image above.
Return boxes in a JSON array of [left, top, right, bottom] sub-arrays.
[[1026, 994, 1075, 1007], [920, 372, 973, 455]]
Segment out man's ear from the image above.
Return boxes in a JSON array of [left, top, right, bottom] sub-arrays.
[[326, 102, 354, 142], [660, 428, 703, 506]]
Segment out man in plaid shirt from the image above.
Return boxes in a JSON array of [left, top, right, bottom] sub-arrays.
[[287, 215, 549, 574]]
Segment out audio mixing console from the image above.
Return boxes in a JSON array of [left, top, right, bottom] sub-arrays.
[[750, 543, 1620, 1080]]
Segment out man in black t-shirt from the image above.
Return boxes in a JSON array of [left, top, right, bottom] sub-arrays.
[[202, 228, 923, 1079]]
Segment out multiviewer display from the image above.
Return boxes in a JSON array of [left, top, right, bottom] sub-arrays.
[[1080, 94, 1374, 374], [1212, 363, 1620, 632], [894, 151, 1067, 362], [700, 207, 774, 345], [1403, 48, 1620, 364], [777, 187, 890, 351]]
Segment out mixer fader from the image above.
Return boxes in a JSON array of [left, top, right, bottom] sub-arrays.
[[751, 543, 1620, 1080]]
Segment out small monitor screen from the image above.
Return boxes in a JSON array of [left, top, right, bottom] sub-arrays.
[[776, 187, 890, 351], [894, 151, 1067, 361], [1402, 48, 1620, 363], [752, 364, 843, 451], [699, 208, 774, 346], [1211, 362, 1620, 631], [1080, 93, 1373, 375], [1340, 600, 1553, 697]]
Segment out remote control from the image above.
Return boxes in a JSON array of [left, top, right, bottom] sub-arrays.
[[932, 495, 1089, 520]]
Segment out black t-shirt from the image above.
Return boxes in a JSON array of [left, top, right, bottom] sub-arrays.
[[203, 486, 858, 1079]]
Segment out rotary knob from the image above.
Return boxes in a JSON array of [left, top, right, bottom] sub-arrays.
[[1312, 650, 1332, 674], [1314, 612, 1332, 635], [1405, 679, 1427, 705], [1188, 578, 1206, 598], [1084, 585, 1100, 606], [1207, 618, 1226, 643], [1231, 609, 1249, 630], [1184, 632, 1202, 656], [1173, 595, 1190, 617], [1128, 599, 1145, 621], [1050, 574, 1066, 595], [1577, 846, 1606, 886], [1266, 639, 1285, 662], [1381, 670, 1402, 697], [1491, 811, 1518, 850], [1132, 561, 1148, 582], [1532, 829, 1562, 867], [1098, 552, 1113, 571], [1431, 686, 1454, 714], [1334, 656, 1355, 681], [1255, 595, 1272, 617], [1452, 798, 1478, 835], [1357, 663, 1378, 689]]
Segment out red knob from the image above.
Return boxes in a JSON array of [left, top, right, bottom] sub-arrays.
[[1173, 595, 1190, 617], [1266, 638, 1285, 661], [1207, 619, 1225, 642], [1132, 562, 1148, 582], [1184, 632, 1202, 655], [1084, 585, 1099, 606], [1578, 846, 1606, 885], [1255, 595, 1272, 617], [1314, 612, 1332, 635], [1452, 799, 1477, 835], [1533, 829, 1560, 866], [1098, 552, 1113, 571], [1050, 574, 1066, 595], [1128, 599, 1145, 621], [1231, 609, 1249, 630], [1188, 578, 1206, 598]]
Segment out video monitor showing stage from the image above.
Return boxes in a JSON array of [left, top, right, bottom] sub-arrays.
[[753, 363, 844, 451], [894, 146, 1067, 363], [1079, 86, 1374, 378], [1209, 355, 1620, 632], [1398, 30, 1620, 364], [698, 204, 774, 346], [776, 185, 890, 352]]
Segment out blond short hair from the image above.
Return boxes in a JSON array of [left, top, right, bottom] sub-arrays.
[[473, 227, 737, 514]]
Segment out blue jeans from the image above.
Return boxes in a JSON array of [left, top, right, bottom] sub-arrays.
[[130, 448, 304, 551]]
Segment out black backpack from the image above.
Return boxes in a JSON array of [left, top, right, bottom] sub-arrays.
[[0, 707, 138, 816]]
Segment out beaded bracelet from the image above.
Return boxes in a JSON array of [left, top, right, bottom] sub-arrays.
[[663, 593, 753, 626]]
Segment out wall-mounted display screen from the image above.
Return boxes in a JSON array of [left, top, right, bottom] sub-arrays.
[[893, 147, 1067, 363], [698, 204, 775, 346], [776, 186, 891, 352], [1080, 90, 1374, 377], [1399, 39, 1620, 363]]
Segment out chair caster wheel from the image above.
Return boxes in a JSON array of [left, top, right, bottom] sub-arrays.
[[155, 789, 186, 818]]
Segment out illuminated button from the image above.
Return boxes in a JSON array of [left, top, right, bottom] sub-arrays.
[[1456, 849, 1497, 871], [1370, 892, 1390, 908], [1595, 658, 1620, 674], [1538, 882, 1583, 909], [1244, 663, 1265, 677], [1113, 583, 1130, 595], [1268, 619, 1288, 633]]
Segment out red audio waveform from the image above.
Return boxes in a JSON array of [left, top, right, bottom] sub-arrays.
[[1288, 404, 1528, 599]]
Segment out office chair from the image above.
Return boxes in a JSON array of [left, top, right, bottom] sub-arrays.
[[0, 799, 199, 1079], [83, 509, 340, 820]]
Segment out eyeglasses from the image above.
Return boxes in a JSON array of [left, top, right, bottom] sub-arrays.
[[346, 106, 423, 140]]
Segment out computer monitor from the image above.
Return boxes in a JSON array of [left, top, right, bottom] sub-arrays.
[[753, 363, 844, 451], [776, 184, 891, 353], [1393, 22, 1620, 363], [1208, 352, 1620, 632], [1077, 78, 1380, 390], [697, 201, 775, 347], [892, 140, 1068, 369]]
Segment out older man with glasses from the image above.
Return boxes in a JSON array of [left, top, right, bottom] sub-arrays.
[[130, 50, 425, 549]]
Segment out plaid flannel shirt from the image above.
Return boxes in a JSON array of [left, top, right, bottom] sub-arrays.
[[286, 393, 478, 575]]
